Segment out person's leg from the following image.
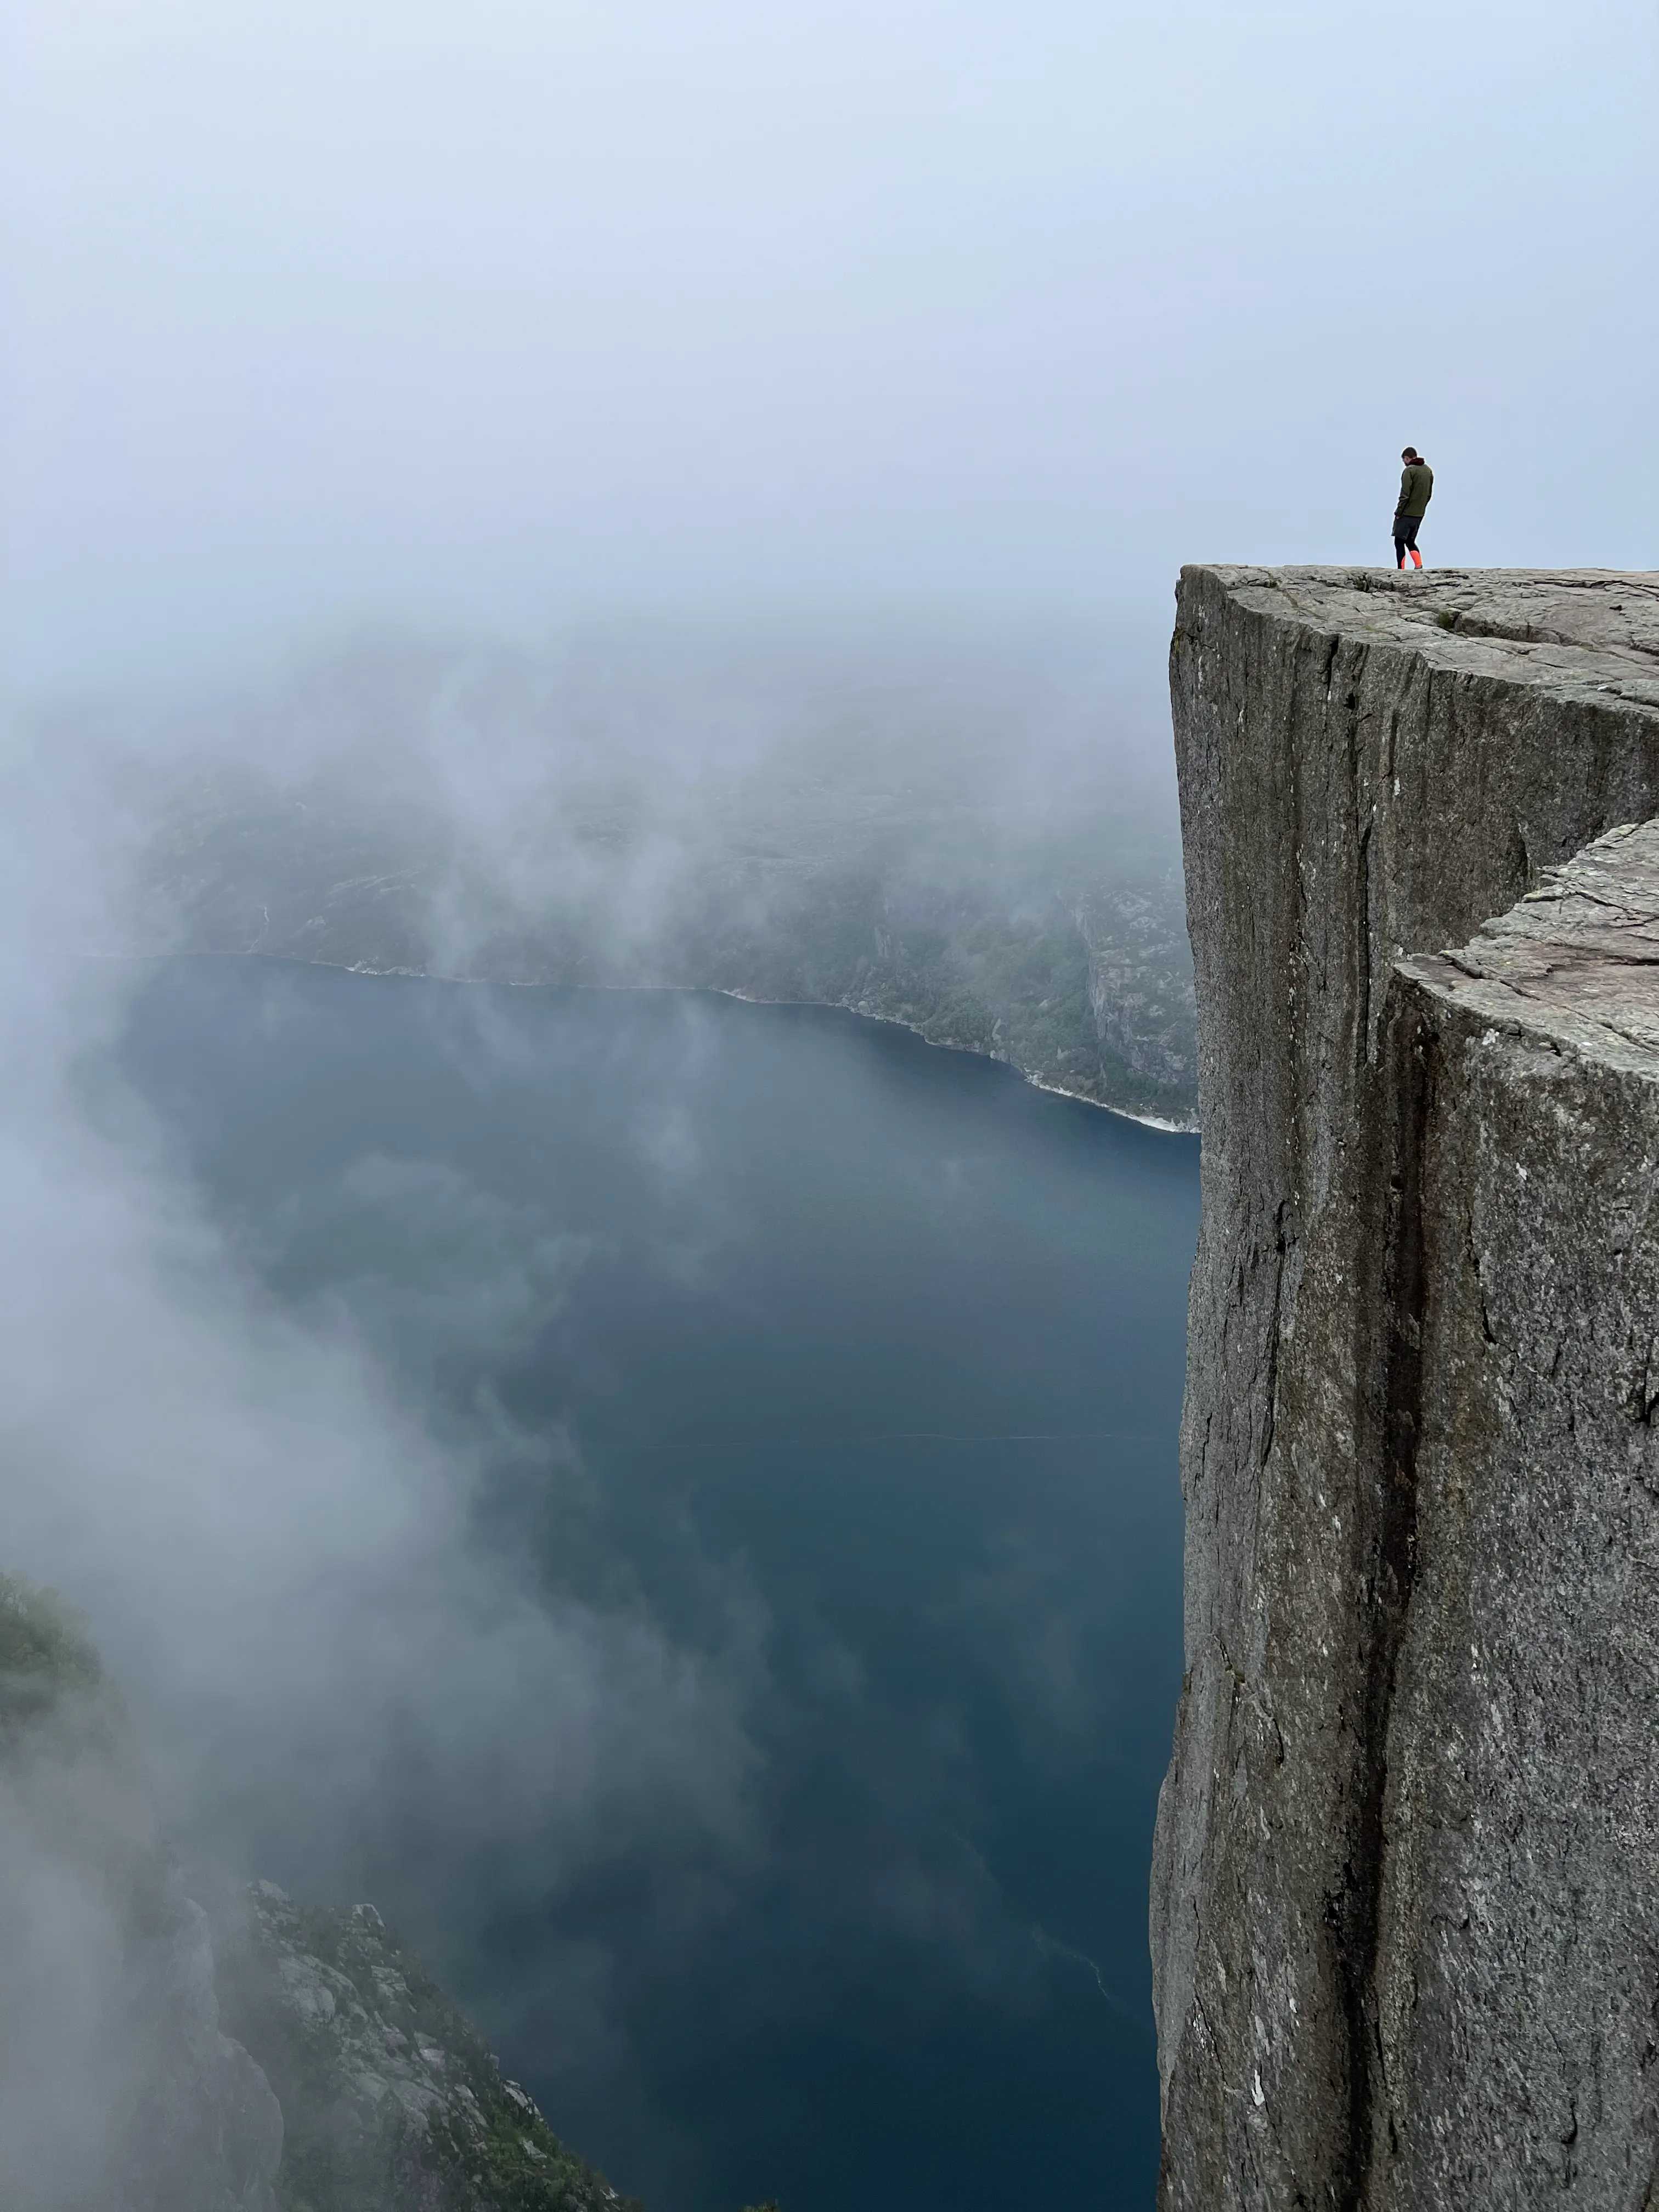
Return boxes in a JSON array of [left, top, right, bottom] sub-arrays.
[[1394, 519, 1408, 568], [1405, 516, 1423, 568]]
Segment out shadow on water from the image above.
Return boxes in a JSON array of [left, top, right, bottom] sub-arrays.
[[117, 957, 1199, 2212]]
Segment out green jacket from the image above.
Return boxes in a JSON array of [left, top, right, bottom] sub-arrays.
[[1396, 461, 1434, 518]]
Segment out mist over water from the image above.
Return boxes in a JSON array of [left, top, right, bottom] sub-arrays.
[[0, 596, 1197, 2209], [109, 955, 1198, 2211]]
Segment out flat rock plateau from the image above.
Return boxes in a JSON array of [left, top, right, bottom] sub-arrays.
[[1155, 567, 1659, 2209]]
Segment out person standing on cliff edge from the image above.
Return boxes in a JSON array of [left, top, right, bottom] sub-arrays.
[[1394, 447, 1433, 569]]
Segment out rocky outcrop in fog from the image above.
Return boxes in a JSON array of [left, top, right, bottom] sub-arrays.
[[0, 1575, 639, 2212], [0, 1573, 281, 2211], [1154, 567, 1659, 2208], [211, 1885, 640, 2212]]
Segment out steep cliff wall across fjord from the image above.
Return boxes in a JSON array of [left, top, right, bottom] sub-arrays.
[[1154, 567, 1659, 2209]]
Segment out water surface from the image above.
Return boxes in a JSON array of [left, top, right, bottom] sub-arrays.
[[118, 958, 1198, 2212]]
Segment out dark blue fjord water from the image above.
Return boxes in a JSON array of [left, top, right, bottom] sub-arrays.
[[117, 958, 1198, 2212]]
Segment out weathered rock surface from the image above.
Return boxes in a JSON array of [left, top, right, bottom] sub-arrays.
[[120, 1894, 286, 2212], [1154, 567, 1659, 2208], [210, 1883, 642, 2212]]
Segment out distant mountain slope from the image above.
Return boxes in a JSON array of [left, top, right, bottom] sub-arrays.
[[134, 772, 1194, 1122], [113, 627, 1197, 1124]]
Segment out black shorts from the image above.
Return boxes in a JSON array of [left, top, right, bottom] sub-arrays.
[[1393, 512, 1423, 549]]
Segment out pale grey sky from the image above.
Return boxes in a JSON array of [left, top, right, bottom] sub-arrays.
[[3, 0, 1656, 689]]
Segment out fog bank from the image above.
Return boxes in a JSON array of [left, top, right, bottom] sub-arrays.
[[5, 0, 1655, 693]]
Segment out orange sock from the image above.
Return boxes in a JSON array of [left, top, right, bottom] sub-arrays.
[[1410, 548, 1423, 568]]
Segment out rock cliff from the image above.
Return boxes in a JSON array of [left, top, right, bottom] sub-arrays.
[[1154, 567, 1659, 2208]]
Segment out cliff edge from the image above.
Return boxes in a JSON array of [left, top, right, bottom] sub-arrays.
[[1154, 567, 1659, 2208]]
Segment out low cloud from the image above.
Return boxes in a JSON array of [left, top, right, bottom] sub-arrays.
[[0, 702, 770, 2115]]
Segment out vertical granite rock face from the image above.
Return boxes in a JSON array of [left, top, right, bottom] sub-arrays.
[[1154, 568, 1659, 2209]]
